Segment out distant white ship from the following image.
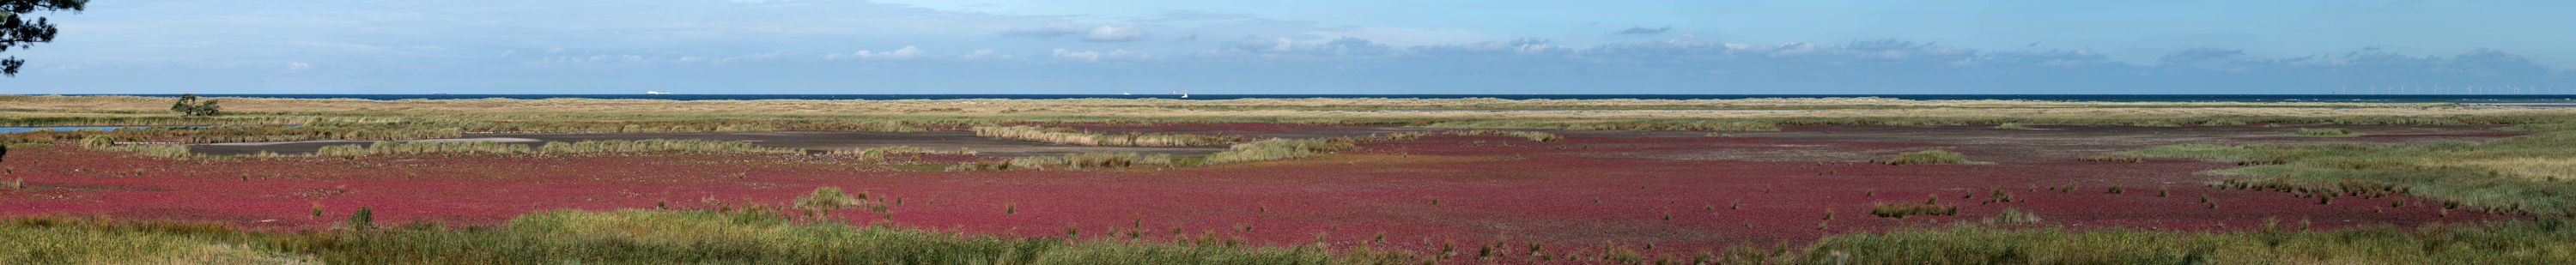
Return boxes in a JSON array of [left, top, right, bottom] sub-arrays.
[[645, 91, 671, 94]]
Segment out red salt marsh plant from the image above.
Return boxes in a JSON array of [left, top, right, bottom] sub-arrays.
[[1880, 149, 1986, 166]]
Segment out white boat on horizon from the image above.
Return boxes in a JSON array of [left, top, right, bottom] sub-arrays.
[[646, 91, 671, 94]]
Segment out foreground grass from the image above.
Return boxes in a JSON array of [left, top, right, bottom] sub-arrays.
[[3, 209, 1408, 265], [2129, 130, 2576, 215], [16, 209, 2576, 264], [1801, 220, 2576, 264]]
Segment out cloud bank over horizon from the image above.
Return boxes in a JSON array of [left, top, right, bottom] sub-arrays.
[[3, 0, 2571, 94]]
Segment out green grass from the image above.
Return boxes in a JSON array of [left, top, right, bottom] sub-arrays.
[[2129, 131, 2576, 215], [1798, 219, 2576, 264], [2, 209, 1413, 265]]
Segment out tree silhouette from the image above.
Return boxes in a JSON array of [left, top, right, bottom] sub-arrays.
[[3, 0, 87, 76]]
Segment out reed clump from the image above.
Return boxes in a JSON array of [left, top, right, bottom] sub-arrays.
[[972, 126, 1244, 147]]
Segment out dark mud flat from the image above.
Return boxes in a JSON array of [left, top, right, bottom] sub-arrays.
[[185, 131, 1232, 157]]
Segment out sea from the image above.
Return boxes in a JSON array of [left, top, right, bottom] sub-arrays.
[[31, 94, 2576, 105]]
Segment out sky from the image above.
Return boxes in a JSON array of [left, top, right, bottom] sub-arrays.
[[3, 0, 2573, 94]]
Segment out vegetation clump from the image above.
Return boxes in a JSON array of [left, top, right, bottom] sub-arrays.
[[973, 126, 1243, 147], [1868, 202, 1959, 218], [1993, 123, 2026, 129], [1199, 137, 1361, 165], [167, 94, 222, 117]]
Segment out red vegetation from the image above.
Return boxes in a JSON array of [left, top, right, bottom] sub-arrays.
[[0, 124, 2527, 261]]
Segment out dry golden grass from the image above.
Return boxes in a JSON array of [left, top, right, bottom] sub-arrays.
[[2442, 156, 2576, 181]]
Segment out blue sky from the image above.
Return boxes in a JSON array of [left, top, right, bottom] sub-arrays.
[[3, 0, 2572, 94]]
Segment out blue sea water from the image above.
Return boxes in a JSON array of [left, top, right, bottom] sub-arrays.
[[30, 94, 2576, 104]]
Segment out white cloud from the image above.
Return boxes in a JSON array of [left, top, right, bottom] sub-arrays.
[[1082, 25, 1146, 41], [501, 50, 515, 58], [826, 46, 926, 60], [546, 48, 565, 54], [285, 63, 312, 71]]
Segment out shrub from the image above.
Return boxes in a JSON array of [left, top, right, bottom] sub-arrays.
[[2291, 128, 2357, 136], [1885, 150, 1978, 166]]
